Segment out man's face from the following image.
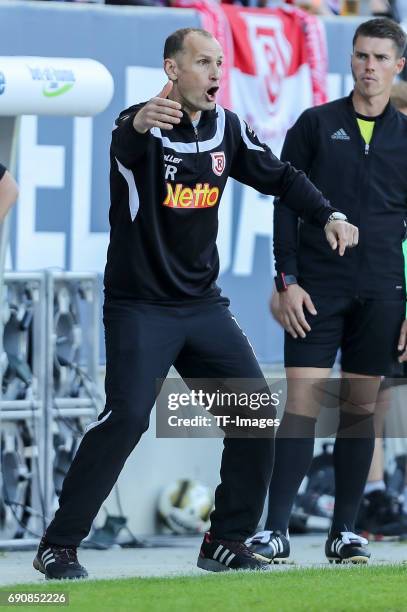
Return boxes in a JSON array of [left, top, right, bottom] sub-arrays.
[[166, 32, 223, 115], [351, 35, 405, 101]]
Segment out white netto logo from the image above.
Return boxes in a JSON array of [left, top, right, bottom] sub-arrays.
[[210, 151, 226, 176], [331, 128, 350, 141], [242, 14, 292, 114]]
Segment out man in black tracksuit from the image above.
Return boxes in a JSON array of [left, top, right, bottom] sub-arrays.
[[247, 18, 407, 564], [34, 27, 356, 578]]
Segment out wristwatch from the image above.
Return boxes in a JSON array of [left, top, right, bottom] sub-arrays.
[[324, 212, 347, 229], [275, 273, 298, 293]]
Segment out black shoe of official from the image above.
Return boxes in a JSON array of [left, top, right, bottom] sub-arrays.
[[245, 530, 290, 563], [33, 537, 88, 580], [356, 490, 407, 541], [197, 532, 271, 572], [325, 531, 370, 564]]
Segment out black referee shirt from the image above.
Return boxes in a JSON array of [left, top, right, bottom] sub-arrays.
[[274, 94, 407, 300]]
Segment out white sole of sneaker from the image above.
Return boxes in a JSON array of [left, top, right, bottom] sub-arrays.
[[270, 557, 290, 564], [248, 550, 290, 564], [252, 552, 273, 563], [327, 556, 369, 564]]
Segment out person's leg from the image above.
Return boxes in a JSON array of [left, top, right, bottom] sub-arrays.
[[264, 367, 330, 533], [175, 302, 274, 543], [168, 303, 275, 571], [379, 364, 407, 518], [357, 376, 407, 538], [264, 295, 345, 536], [333, 298, 405, 535], [365, 383, 389, 492], [365, 441, 386, 492], [45, 301, 185, 546], [323, 372, 378, 563], [325, 299, 405, 562], [331, 372, 379, 535]]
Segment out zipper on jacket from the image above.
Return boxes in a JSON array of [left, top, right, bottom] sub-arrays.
[[193, 126, 199, 153], [365, 143, 369, 156]]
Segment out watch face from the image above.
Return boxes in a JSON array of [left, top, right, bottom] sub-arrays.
[[333, 213, 347, 221]]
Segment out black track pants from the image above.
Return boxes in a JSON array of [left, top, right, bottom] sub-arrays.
[[45, 300, 275, 545]]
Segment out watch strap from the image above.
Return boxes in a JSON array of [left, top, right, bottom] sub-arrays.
[[275, 273, 298, 292]]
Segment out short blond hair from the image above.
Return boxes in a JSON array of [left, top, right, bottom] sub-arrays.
[[164, 28, 213, 60]]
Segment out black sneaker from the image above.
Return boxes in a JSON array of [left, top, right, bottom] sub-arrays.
[[325, 531, 370, 564], [33, 537, 88, 580], [197, 532, 271, 572], [245, 530, 290, 563], [356, 490, 407, 541]]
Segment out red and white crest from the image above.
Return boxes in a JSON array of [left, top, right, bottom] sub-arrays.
[[210, 151, 226, 177]]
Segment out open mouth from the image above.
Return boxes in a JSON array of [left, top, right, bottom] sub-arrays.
[[205, 86, 219, 102]]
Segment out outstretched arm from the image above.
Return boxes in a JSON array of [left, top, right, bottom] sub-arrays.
[[230, 113, 358, 254]]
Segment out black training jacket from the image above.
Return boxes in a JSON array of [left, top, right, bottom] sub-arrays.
[[274, 94, 407, 300], [105, 103, 336, 302]]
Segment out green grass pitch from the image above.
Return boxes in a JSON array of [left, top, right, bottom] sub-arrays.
[[1, 566, 407, 611]]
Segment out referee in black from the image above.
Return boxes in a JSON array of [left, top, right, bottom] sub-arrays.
[[247, 18, 407, 564], [33, 28, 356, 578]]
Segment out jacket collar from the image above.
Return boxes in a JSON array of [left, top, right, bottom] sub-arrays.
[[179, 107, 218, 128], [346, 91, 396, 120]]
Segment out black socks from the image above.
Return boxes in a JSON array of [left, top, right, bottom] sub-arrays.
[[331, 410, 375, 534], [265, 411, 316, 533], [265, 408, 375, 535]]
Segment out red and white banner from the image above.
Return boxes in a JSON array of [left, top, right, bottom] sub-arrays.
[[173, 2, 328, 155]]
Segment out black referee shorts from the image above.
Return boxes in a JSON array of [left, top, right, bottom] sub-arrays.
[[284, 295, 405, 376]]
